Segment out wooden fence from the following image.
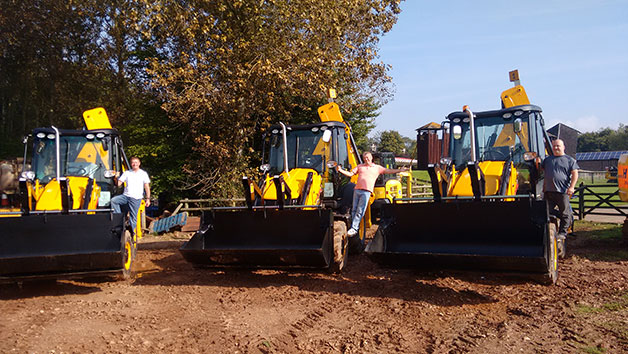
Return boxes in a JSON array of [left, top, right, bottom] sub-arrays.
[[572, 183, 627, 219], [173, 183, 434, 214]]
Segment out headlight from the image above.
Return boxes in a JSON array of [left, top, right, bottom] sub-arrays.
[[21, 171, 35, 181], [523, 152, 538, 161], [259, 164, 271, 173]]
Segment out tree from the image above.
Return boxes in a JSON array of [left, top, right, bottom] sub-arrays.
[[141, 0, 402, 196], [376, 130, 406, 155], [0, 0, 403, 201], [0, 1, 188, 201], [607, 124, 628, 150], [577, 124, 628, 152], [402, 136, 416, 158]]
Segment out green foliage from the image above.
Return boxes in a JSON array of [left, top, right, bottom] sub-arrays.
[[142, 0, 402, 196], [402, 136, 417, 158], [578, 124, 628, 152], [375, 130, 406, 155], [0, 0, 403, 200]]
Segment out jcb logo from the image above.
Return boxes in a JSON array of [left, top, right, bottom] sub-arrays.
[[619, 166, 628, 189]]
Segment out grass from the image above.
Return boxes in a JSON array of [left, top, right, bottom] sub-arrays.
[[410, 169, 430, 184], [572, 221, 628, 261], [574, 294, 628, 314], [571, 182, 627, 209], [582, 346, 607, 354], [573, 291, 628, 352]]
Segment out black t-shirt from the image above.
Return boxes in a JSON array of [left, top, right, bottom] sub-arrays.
[[542, 155, 579, 193]]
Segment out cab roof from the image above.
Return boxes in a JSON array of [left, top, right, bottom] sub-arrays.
[[267, 120, 348, 133], [32, 127, 121, 137], [446, 104, 542, 121]]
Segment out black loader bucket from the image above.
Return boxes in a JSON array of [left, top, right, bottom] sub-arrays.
[[366, 198, 552, 274], [0, 213, 126, 280], [180, 208, 334, 268]]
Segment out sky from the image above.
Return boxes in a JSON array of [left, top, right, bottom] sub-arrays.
[[373, 0, 628, 139]]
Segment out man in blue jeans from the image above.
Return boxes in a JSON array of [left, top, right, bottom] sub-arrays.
[[337, 151, 408, 237], [111, 157, 151, 233]]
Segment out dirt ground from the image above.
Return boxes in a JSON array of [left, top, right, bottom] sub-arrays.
[[2, 221, 627, 354]]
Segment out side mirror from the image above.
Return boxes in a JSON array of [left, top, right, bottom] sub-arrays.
[[326, 160, 338, 169], [514, 118, 522, 134], [439, 157, 452, 166], [259, 163, 271, 174], [452, 125, 462, 140], [102, 137, 110, 151], [322, 129, 332, 143], [104, 170, 116, 178]]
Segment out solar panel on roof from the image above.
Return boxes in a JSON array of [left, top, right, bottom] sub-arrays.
[[576, 150, 628, 161]]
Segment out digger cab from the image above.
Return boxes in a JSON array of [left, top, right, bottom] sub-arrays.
[[440, 105, 550, 198], [0, 109, 138, 281], [368, 90, 560, 284], [26, 127, 126, 209], [180, 102, 366, 271], [259, 121, 359, 208]]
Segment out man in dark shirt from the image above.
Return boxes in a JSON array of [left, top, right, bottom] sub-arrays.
[[541, 139, 579, 238]]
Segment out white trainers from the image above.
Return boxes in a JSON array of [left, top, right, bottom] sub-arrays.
[[347, 228, 357, 237]]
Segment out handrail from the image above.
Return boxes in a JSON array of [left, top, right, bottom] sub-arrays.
[[394, 194, 535, 203], [210, 204, 322, 211]]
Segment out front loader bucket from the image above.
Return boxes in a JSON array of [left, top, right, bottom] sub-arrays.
[[180, 208, 334, 268], [366, 198, 552, 274], [0, 213, 126, 280]]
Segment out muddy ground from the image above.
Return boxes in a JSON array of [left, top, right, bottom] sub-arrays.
[[1, 221, 627, 353]]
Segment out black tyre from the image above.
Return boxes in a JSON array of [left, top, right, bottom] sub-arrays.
[[121, 230, 136, 280], [330, 221, 348, 273], [538, 222, 559, 285]]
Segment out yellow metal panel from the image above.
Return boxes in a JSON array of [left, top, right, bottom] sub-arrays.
[[0, 208, 21, 217], [83, 107, 112, 130], [68, 177, 89, 209], [317, 102, 344, 122], [262, 168, 322, 203], [373, 186, 386, 201], [449, 161, 507, 197], [500, 85, 530, 108], [76, 141, 111, 170], [385, 179, 403, 201], [34, 180, 62, 210], [493, 121, 529, 151]]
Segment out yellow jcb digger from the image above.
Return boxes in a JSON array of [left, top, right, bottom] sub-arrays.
[[180, 102, 370, 271], [367, 76, 562, 284], [0, 108, 143, 281], [370, 152, 407, 223]]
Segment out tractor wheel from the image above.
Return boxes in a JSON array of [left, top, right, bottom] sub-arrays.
[[538, 222, 559, 285], [121, 230, 136, 280], [330, 221, 348, 273]]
